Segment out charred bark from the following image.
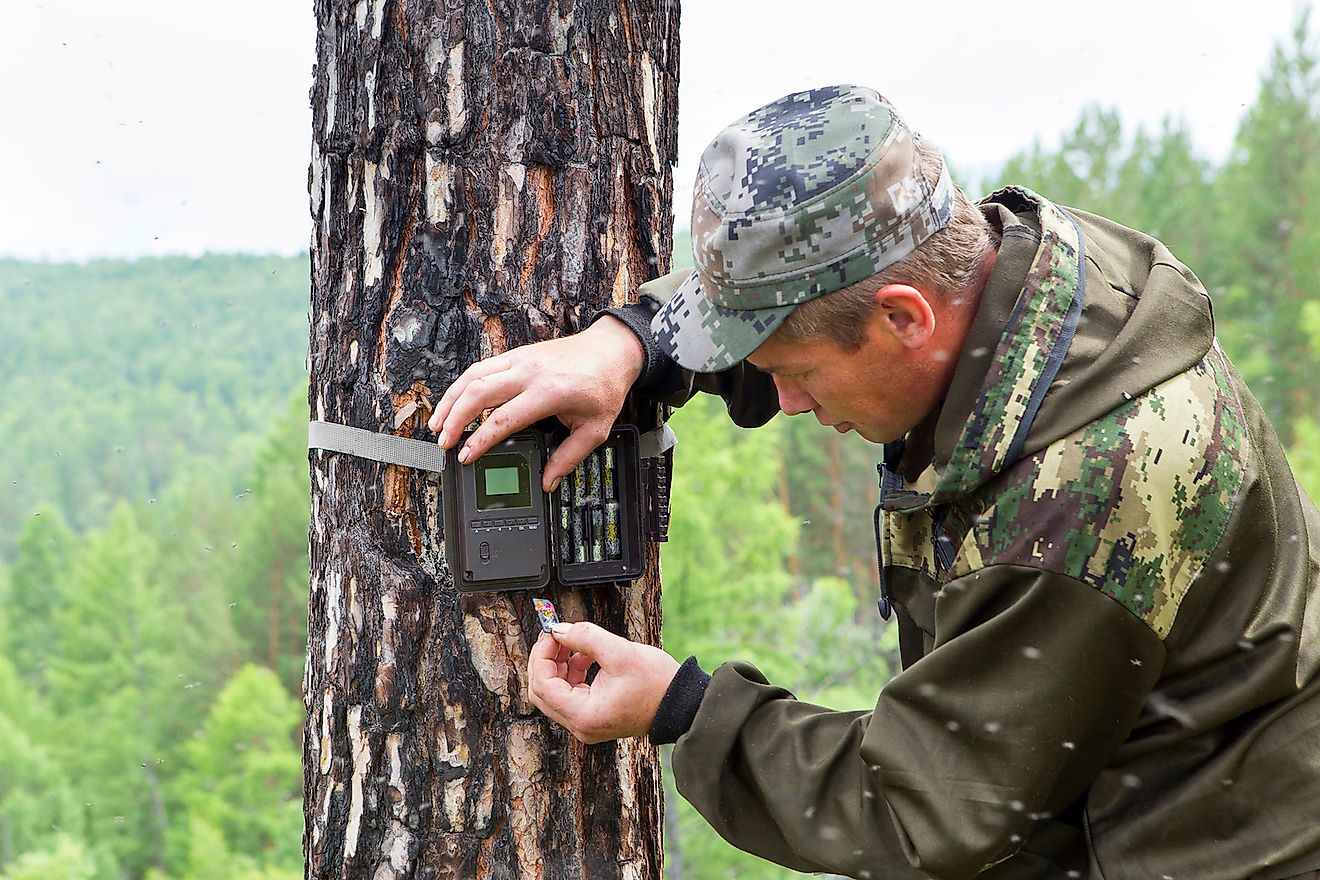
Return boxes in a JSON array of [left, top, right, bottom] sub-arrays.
[[305, 1, 678, 877]]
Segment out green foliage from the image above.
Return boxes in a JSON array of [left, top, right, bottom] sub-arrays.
[[221, 398, 311, 693], [149, 817, 301, 880], [1211, 9, 1320, 439], [46, 507, 182, 877], [0, 836, 97, 880], [664, 394, 798, 668], [170, 666, 302, 874], [661, 398, 898, 880], [0, 657, 80, 870], [0, 506, 75, 693], [0, 255, 308, 554]]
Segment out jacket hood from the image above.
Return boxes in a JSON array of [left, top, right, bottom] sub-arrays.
[[888, 187, 1217, 510]]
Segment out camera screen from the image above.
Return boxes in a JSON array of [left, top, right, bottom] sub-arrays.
[[475, 453, 532, 510], [484, 467, 520, 496]]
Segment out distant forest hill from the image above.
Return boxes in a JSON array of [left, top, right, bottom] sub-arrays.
[[0, 255, 309, 555]]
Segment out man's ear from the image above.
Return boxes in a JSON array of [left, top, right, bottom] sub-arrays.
[[872, 284, 936, 349]]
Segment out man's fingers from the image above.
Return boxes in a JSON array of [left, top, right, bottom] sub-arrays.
[[566, 651, 595, 687], [429, 354, 512, 436], [542, 421, 613, 491], [550, 621, 625, 668], [436, 373, 537, 454], [453, 392, 553, 464]]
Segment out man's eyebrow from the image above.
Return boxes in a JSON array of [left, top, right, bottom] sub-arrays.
[[749, 359, 803, 377]]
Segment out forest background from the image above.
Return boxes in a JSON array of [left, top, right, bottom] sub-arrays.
[[2, 13, 1319, 880]]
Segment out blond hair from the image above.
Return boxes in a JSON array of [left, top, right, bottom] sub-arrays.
[[778, 140, 999, 350]]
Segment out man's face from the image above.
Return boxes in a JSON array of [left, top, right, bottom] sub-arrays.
[[745, 303, 952, 444]]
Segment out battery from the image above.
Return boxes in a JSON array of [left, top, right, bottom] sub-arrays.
[[572, 460, 587, 504], [585, 451, 602, 503], [558, 492, 572, 562], [590, 505, 605, 562], [570, 497, 586, 563], [603, 446, 617, 501], [605, 501, 621, 560]]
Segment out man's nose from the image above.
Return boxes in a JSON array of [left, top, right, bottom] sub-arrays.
[[772, 375, 816, 416]]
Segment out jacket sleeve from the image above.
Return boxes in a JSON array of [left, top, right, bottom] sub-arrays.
[[591, 269, 781, 428], [671, 565, 1166, 880]]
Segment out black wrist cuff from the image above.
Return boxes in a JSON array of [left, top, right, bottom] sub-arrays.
[[589, 301, 675, 395], [649, 655, 711, 745]]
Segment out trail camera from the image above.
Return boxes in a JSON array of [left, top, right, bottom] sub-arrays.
[[443, 425, 666, 593]]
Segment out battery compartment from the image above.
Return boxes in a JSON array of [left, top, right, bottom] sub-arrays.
[[549, 426, 644, 585]]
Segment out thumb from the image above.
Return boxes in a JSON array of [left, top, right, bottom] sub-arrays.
[[551, 621, 625, 665]]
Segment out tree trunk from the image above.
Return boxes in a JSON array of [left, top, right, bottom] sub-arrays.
[[305, 2, 678, 877]]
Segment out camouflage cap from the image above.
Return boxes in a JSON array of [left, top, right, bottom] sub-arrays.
[[652, 84, 955, 373]]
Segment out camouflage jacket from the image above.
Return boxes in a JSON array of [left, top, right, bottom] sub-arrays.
[[618, 188, 1320, 880]]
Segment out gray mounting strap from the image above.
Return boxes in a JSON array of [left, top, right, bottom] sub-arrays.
[[308, 420, 447, 473], [638, 423, 677, 459]]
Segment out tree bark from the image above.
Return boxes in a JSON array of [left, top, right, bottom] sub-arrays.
[[305, 2, 678, 877]]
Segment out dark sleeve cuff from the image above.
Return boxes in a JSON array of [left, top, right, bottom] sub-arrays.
[[648, 655, 711, 745], [589, 302, 689, 400]]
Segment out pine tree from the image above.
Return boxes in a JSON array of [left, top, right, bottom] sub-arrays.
[[225, 396, 310, 694], [2, 505, 75, 693], [47, 506, 184, 877], [0, 657, 80, 871], [172, 665, 302, 874], [1212, 8, 1320, 439]]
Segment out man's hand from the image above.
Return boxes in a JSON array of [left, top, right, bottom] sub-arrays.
[[429, 317, 644, 491], [528, 621, 680, 744]]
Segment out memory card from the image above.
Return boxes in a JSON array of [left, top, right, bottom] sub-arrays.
[[533, 598, 560, 633]]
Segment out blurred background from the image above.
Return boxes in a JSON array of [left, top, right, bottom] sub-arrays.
[[2, 2, 1318, 878]]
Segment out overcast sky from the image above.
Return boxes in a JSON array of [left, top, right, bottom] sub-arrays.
[[1, 0, 1310, 261]]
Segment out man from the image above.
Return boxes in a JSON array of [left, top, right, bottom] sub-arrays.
[[430, 85, 1320, 879]]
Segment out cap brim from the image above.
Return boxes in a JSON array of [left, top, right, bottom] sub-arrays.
[[651, 270, 796, 373]]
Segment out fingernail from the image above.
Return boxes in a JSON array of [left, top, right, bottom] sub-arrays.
[[549, 476, 562, 493], [458, 446, 470, 464], [437, 429, 448, 446], [551, 622, 572, 635]]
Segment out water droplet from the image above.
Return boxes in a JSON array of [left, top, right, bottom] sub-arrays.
[[1130, 658, 1143, 667], [1007, 799, 1024, 813], [971, 346, 989, 358], [1062, 741, 1076, 751], [1021, 646, 1042, 660], [1213, 560, 1231, 573], [984, 721, 1002, 734], [917, 682, 939, 697], [804, 805, 816, 819], [945, 720, 960, 732], [1121, 773, 1142, 789], [1121, 391, 1133, 401]]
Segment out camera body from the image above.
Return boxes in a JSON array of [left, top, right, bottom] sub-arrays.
[[442, 425, 646, 592]]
